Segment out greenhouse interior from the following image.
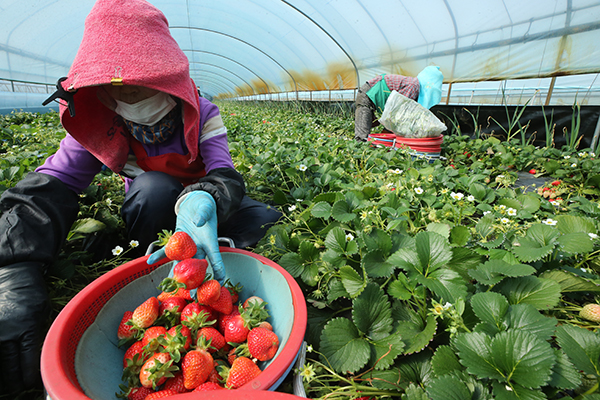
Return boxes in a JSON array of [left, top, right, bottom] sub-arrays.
[[2, 1, 600, 400]]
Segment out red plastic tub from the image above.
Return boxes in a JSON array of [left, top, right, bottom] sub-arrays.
[[41, 248, 307, 400]]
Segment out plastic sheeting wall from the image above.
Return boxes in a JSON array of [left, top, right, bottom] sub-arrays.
[[1, 0, 600, 103]]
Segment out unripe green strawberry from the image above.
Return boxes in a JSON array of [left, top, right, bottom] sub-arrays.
[[580, 303, 600, 322]]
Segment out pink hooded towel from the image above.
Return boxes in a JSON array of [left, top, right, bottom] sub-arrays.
[[58, 0, 200, 172]]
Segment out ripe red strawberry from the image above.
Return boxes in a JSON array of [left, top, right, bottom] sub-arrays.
[[224, 279, 243, 304], [158, 296, 189, 328], [223, 313, 250, 344], [145, 389, 180, 400], [247, 327, 279, 361], [117, 311, 135, 341], [139, 352, 177, 389], [223, 302, 269, 344], [158, 288, 192, 302], [210, 286, 233, 315], [163, 371, 187, 393], [125, 386, 153, 400], [196, 279, 221, 305], [123, 340, 147, 369], [181, 347, 214, 390], [159, 258, 208, 292], [164, 231, 197, 260], [580, 303, 600, 322], [180, 302, 216, 334], [225, 356, 262, 389], [131, 297, 159, 330], [160, 324, 193, 363], [159, 297, 188, 316], [198, 326, 227, 353], [529, 168, 536, 174], [193, 381, 224, 391], [551, 180, 561, 186], [218, 307, 240, 333], [142, 326, 167, 350]]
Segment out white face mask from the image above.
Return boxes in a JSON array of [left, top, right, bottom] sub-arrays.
[[114, 91, 177, 126]]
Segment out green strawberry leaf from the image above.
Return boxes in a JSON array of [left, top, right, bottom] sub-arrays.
[[387, 273, 415, 301], [517, 193, 541, 213], [468, 259, 536, 286], [415, 267, 467, 304], [556, 214, 596, 234], [389, 231, 453, 276], [369, 331, 405, 370], [431, 345, 463, 377], [491, 381, 546, 400], [454, 330, 555, 388], [426, 374, 473, 400], [331, 200, 356, 223], [396, 314, 437, 355], [555, 324, 600, 376], [402, 383, 429, 400], [325, 226, 358, 255], [449, 225, 471, 247], [505, 303, 557, 341], [470, 292, 509, 332], [278, 252, 303, 278], [511, 236, 555, 262], [339, 266, 365, 298], [396, 350, 435, 386], [547, 348, 582, 389], [360, 227, 393, 254], [426, 222, 450, 239], [319, 317, 370, 374], [310, 201, 332, 219], [540, 269, 600, 293], [352, 283, 392, 338], [362, 369, 402, 390], [362, 249, 395, 278], [497, 276, 561, 310], [559, 232, 595, 254], [327, 278, 350, 302]]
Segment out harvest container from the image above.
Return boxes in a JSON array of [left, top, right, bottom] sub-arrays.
[[41, 247, 307, 400], [369, 131, 444, 161]]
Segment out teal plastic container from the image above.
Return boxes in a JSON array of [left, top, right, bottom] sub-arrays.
[[41, 248, 307, 400]]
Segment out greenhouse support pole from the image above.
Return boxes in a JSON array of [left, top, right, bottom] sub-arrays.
[[591, 115, 600, 153], [545, 77, 556, 106], [445, 82, 453, 105]]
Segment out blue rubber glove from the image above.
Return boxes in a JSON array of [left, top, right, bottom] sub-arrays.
[[147, 191, 226, 284]]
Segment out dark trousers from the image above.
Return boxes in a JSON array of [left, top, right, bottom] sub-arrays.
[[121, 171, 282, 252], [354, 82, 376, 141]]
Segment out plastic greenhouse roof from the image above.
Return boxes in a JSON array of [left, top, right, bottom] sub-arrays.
[[1, 0, 600, 104]]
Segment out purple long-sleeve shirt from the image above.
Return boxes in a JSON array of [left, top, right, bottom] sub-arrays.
[[36, 97, 234, 193]]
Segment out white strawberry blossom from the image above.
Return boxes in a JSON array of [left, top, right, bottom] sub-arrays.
[[571, 163, 577, 168], [483, 211, 491, 216], [414, 187, 424, 194], [297, 164, 308, 171], [466, 195, 475, 202], [589, 233, 598, 240], [507, 208, 517, 216], [112, 246, 124, 256], [501, 217, 510, 224], [288, 205, 297, 212], [129, 240, 139, 248], [543, 218, 558, 226], [346, 233, 354, 241], [450, 192, 464, 200]]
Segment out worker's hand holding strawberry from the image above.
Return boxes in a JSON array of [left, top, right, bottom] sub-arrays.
[[148, 191, 225, 284]]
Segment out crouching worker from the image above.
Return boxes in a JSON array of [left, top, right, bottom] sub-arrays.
[[0, 0, 281, 396], [354, 66, 444, 141]]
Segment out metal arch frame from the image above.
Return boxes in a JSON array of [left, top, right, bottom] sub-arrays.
[[170, 26, 299, 98], [182, 49, 271, 93], [188, 61, 256, 95], [279, 0, 360, 87], [189, 69, 240, 93], [197, 80, 233, 98]]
